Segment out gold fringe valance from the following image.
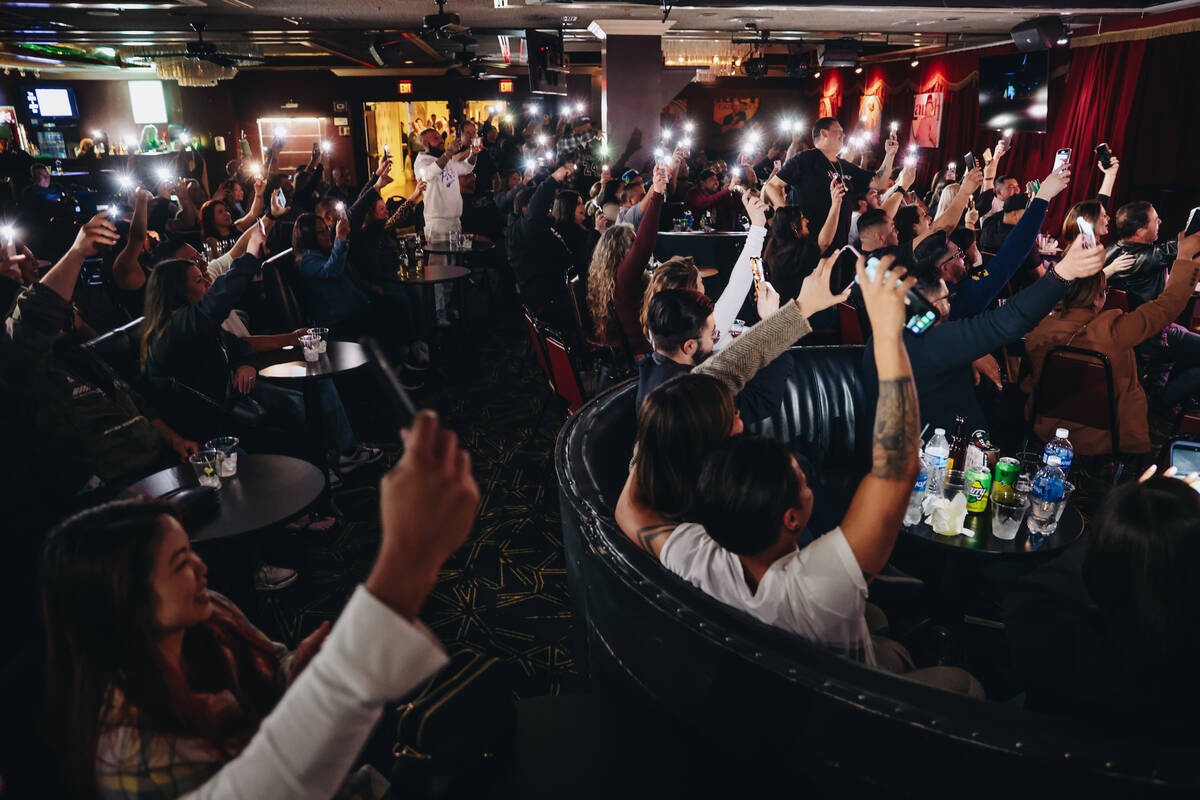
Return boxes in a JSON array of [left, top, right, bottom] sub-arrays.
[[1071, 15, 1200, 49]]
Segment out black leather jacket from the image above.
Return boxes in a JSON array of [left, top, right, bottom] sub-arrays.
[[1106, 239, 1179, 309]]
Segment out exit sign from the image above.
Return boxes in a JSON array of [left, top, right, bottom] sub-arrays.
[[398, 80, 413, 95], [499, 79, 514, 93]]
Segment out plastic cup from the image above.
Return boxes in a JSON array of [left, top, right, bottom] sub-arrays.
[[1052, 481, 1075, 526], [300, 333, 320, 362], [730, 319, 746, 338], [189, 450, 223, 488], [1016, 449, 1042, 482], [991, 495, 1029, 540], [204, 436, 239, 477], [306, 327, 329, 353], [943, 469, 966, 505]]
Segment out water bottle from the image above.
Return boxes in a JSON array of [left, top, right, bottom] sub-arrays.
[[904, 461, 928, 526], [1028, 455, 1067, 534], [54, 158, 62, 175], [924, 428, 950, 499], [683, 209, 695, 230], [1043, 427, 1074, 474]]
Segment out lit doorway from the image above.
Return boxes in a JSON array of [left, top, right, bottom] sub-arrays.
[[364, 100, 509, 201]]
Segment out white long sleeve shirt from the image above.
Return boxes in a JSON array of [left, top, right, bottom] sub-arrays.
[[713, 224, 767, 350], [181, 586, 448, 799]]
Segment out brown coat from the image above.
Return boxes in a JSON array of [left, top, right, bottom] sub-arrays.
[[1024, 257, 1200, 455]]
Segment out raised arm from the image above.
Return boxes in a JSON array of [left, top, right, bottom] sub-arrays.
[[713, 194, 769, 342], [817, 177, 845, 253], [916, 166, 983, 246], [870, 134, 899, 191], [40, 212, 119, 303], [233, 179, 266, 232], [196, 229, 267, 323], [839, 255, 921, 580], [297, 223, 350, 280], [1111, 238, 1200, 347], [982, 138, 1007, 192], [763, 173, 789, 209], [695, 253, 848, 395], [112, 189, 152, 291], [1098, 156, 1120, 202]]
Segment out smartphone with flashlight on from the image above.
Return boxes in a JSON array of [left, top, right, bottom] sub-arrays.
[[946, 162, 958, 181], [383, 144, 391, 159], [1076, 216, 1097, 248], [472, 136, 482, 148], [1053, 147, 1072, 171]]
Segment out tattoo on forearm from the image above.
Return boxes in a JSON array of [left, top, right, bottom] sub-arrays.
[[634, 524, 675, 553], [872, 377, 919, 480]]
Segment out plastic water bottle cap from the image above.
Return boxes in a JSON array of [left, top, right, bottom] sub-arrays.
[[1047, 455, 1062, 467], [934, 428, 946, 435], [1055, 428, 1069, 439]]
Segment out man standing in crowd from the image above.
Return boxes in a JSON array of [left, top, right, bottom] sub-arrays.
[[684, 169, 735, 227], [415, 125, 480, 324], [764, 117, 897, 249]]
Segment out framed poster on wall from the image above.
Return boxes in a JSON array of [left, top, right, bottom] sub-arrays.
[[911, 91, 944, 148]]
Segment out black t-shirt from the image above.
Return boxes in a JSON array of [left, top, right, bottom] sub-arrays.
[[777, 150, 874, 249]]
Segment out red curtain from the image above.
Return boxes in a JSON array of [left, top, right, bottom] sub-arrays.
[[1004, 40, 1147, 233]]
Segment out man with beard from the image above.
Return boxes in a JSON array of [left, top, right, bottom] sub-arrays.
[[414, 126, 479, 323]]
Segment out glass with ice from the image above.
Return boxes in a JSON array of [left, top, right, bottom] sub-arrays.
[[300, 333, 320, 362], [204, 436, 239, 478], [189, 450, 223, 488], [990, 495, 1029, 540]]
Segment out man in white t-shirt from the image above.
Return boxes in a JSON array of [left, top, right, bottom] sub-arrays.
[[615, 255, 982, 696]]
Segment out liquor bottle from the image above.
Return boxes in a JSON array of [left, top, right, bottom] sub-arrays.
[[946, 416, 967, 471]]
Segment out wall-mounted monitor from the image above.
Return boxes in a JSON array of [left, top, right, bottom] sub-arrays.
[[978, 51, 1050, 133], [129, 80, 168, 125], [527, 29, 567, 96], [26, 87, 78, 119]]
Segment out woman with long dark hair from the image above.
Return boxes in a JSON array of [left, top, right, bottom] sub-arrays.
[[140, 224, 377, 469], [550, 188, 595, 276], [199, 199, 239, 258], [40, 410, 479, 798]]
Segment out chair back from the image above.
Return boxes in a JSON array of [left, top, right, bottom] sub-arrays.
[[1103, 288, 1129, 313], [566, 274, 593, 342], [544, 331, 588, 413], [260, 248, 303, 331], [82, 316, 145, 385], [1030, 345, 1120, 454], [838, 302, 865, 345], [523, 307, 554, 391]]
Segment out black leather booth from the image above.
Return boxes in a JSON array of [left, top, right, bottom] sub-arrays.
[[82, 315, 144, 384], [557, 345, 1199, 792]]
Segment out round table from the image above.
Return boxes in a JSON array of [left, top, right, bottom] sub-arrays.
[[398, 263, 472, 285], [257, 339, 368, 379], [422, 238, 495, 256], [903, 503, 1085, 558], [121, 454, 325, 543], [257, 339, 368, 471]]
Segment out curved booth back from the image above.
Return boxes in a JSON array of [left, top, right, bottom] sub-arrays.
[[556, 345, 1198, 793]]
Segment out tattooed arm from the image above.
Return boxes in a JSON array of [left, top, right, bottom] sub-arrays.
[[615, 470, 677, 558], [839, 255, 923, 581]]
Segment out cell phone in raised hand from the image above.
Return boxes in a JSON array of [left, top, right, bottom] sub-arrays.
[[1095, 143, 1113, 169], [855, 253, 940, 335], [749, 256, 765, 299], [1053, 147, 1072, 171], [964, 152, 977, 171], [273, 187, 286, 209], [1184, 207, 1200, 237], [361, 336, 418, 428], [1170, 439, 1200, 477], [383, 144, 391, 158], [1076, 216, 1097, 248]]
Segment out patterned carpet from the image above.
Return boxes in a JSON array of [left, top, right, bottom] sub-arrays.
[[244, 303, 586, 699]]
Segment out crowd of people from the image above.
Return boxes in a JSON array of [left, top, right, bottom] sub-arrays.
[[3, 94, 1200, 796]]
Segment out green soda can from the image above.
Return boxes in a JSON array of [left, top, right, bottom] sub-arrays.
[[965, 467, 992, 513], [995, 457, 1020, 488]]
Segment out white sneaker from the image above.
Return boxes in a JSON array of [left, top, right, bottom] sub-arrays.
[[338, 445, 384, 473], [254, 565, 298, 591]]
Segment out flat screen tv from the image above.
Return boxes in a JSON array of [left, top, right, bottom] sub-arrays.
[[527, 29, 567, 96], [33, 87, 78, 119], [978, 51, 1049, 133]]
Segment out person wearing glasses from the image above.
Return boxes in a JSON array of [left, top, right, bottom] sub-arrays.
[[947, 164, 1074, 321], [861, 235, 1110, 437]]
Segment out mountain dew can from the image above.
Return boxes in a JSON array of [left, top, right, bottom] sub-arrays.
[[965, 467, 992, 513]]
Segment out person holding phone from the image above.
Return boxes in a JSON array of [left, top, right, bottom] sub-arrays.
[[861, 237, 1108, 436], [1026, 231, 1200, 457], [765, 117, 897, 248], [414, 124, 480, 325]]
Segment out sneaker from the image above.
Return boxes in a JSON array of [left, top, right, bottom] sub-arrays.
[[254, 565, 298, 591], [339, 444, 384, 473]]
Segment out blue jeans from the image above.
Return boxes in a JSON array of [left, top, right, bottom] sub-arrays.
[[251, 379, 356, 454]]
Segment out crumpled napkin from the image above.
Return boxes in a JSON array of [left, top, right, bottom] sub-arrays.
[[924, 492, 971, 536]]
